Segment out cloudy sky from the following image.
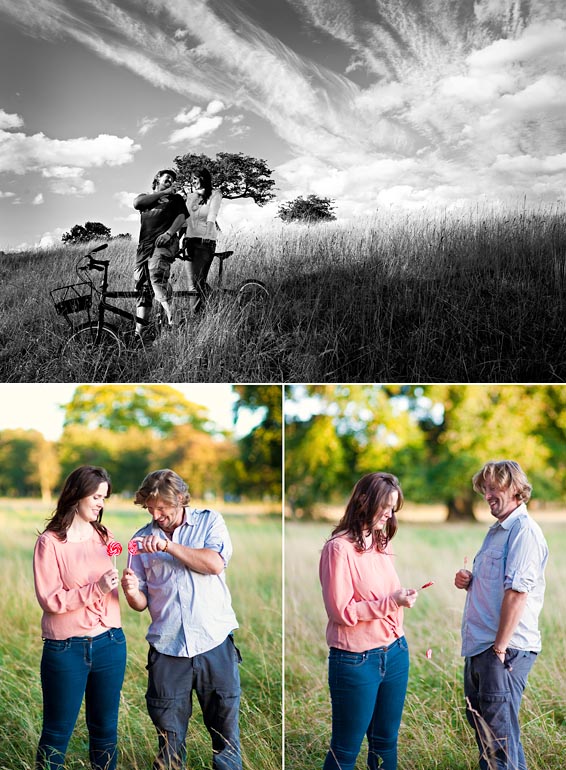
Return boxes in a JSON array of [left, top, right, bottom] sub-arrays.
[[0, 0, 564, 250]]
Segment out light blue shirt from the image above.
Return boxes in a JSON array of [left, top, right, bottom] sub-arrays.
[[461, 504, 548, 657], [131, 507, 239, 657]]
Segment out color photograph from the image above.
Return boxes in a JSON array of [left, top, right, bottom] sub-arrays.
[[0, 383, 282, 770], [285, 384, 566, 769]]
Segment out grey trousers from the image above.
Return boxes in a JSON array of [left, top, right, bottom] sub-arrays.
[[145, 635, 242, 770]]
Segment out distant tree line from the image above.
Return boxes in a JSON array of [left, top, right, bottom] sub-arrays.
[[285, 385, 566, 521], [0, 385, 281, 504]]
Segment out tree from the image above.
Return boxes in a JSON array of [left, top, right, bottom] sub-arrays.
[[232, 385, 282, 500], [63, 385, 211, 436], [0, 429, 52, 497], [277, 195, 336, 224], [173, 152, 276, 206], [62, 221, 111, 244], [411, 385, 565, 520]]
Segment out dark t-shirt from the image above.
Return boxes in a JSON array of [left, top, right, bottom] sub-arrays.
[[135, 193, 189, 267]]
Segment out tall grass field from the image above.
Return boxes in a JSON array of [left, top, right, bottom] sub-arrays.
[[2, 205, 565, 382], [0, 500, 282, 770], [285, 519, 566, 770]]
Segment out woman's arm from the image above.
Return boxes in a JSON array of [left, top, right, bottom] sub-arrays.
[[319, 540, 401, 626], [33, 537, 110, 615]]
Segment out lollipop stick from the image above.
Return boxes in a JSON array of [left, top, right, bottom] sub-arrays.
[[113, 555, 116, 569], [127, 553, 132, 570]]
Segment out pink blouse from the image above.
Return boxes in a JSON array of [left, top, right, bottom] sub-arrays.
[[33, 529, 121, 639], [319, 534, 404, 652]]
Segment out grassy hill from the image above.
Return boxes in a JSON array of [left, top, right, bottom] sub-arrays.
[[2, 206, 565, 382]]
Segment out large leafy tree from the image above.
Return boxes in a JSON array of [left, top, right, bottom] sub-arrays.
[[284, 385, 424, 518], [62, 221, 111, 244], [416, 384, 566, 520], [63, 385, 211, 436], [173, 152, 276, 206]]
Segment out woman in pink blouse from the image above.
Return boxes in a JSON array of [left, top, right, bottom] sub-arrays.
[[33, 466, 126, 770], [319, 472, 418, 770]]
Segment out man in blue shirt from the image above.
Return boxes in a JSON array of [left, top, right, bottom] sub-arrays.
[[121, 469, 241, 770], [454, 460, 548, 770]]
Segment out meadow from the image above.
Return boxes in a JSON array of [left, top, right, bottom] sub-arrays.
[[2, 204, 565, 382], [0, 499, 282, 770], [285, 519, 566, 770]]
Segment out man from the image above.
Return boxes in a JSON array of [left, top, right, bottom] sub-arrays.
[[133, 169, 188, 335], [121, 469, 242, 770], [454, 460, 548, 770]]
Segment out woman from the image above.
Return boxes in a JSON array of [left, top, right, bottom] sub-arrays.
[[319, 472, 418, 770], [33, 466, 126, 770], [183, 168, 222, 312]]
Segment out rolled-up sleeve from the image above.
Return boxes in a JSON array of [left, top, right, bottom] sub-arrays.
[[505, 524, 547, 593], [319, 539, 398, 626]]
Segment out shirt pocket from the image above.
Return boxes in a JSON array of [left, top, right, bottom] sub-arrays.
[[480, 547, 504, 580]]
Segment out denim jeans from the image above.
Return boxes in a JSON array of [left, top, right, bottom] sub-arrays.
[[464, 647, 537, 770], [323, 637, 410, 770], [36, 628, 126, 770], [184, 238, 215, 312], [145, 635, 242, 770]]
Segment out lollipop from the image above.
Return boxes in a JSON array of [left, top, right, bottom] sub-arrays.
[[127, 539, 140, 570], [106, 540, 123, 568], [420, 581, 435, 590]]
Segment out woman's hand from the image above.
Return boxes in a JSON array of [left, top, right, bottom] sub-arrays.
[[393, 587, 418, 608], [98, 568, 119, 594]]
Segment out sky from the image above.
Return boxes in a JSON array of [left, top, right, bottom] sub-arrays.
[[0, 0, 565, 251], [0, 383, 263, 439]]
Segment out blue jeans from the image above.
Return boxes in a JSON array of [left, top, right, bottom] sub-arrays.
[[323, 637, 410, 770], [464, 647, 537, 770], [36, 628, 126, 770], [145, 635, 242, 770]]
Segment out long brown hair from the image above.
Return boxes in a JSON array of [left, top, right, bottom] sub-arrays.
[[332, 472, 403, 552], [43, 466, 112, 542]]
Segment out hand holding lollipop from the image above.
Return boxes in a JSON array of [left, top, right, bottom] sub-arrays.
[[106, 540, 122, 568]]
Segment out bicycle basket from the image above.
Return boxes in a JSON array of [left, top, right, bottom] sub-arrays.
[[50, 282, 92, 316]]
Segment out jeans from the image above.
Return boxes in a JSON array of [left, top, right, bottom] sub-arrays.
[[464, 647, 537, 770], [323, 637, 410, 770], [145, 635, 242, 770], [36, 628, 127, 770], [184, 238, 215, 312]]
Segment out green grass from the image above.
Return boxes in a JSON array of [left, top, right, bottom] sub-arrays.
[[285, 519, 566, 770], [0, 500, 282, 770], [2, 204, 566, 381]]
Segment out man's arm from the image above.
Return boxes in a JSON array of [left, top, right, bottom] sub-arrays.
[[137, 533, 224, 575], [494, 588, 528, 659], [167, 541, 224, 574], [134, 190, 172, 210]]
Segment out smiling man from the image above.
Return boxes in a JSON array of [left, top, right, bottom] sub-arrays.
[[121, 469, 241, 770], [454, 460, 548, 770]]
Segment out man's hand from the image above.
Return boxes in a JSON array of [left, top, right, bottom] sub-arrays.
[[155, 232, 173, 248], [455, 569, 473, 589], [120, 567, 148, 611]]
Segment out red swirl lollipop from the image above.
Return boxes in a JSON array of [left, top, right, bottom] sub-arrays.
[[107, 540, 122, 567], [127, 539, 139, 569]]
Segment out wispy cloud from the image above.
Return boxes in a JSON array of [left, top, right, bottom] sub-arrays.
[[0, 0, 565, 212]]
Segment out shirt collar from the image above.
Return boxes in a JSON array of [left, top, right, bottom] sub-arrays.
[[491, 502, 527, 530]]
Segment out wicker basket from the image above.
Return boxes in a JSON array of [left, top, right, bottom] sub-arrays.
[[50, 283, 93, 315]]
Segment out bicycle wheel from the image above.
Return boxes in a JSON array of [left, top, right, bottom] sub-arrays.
[[237, 280, 269, 309], [60, 322, 123, 380]]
